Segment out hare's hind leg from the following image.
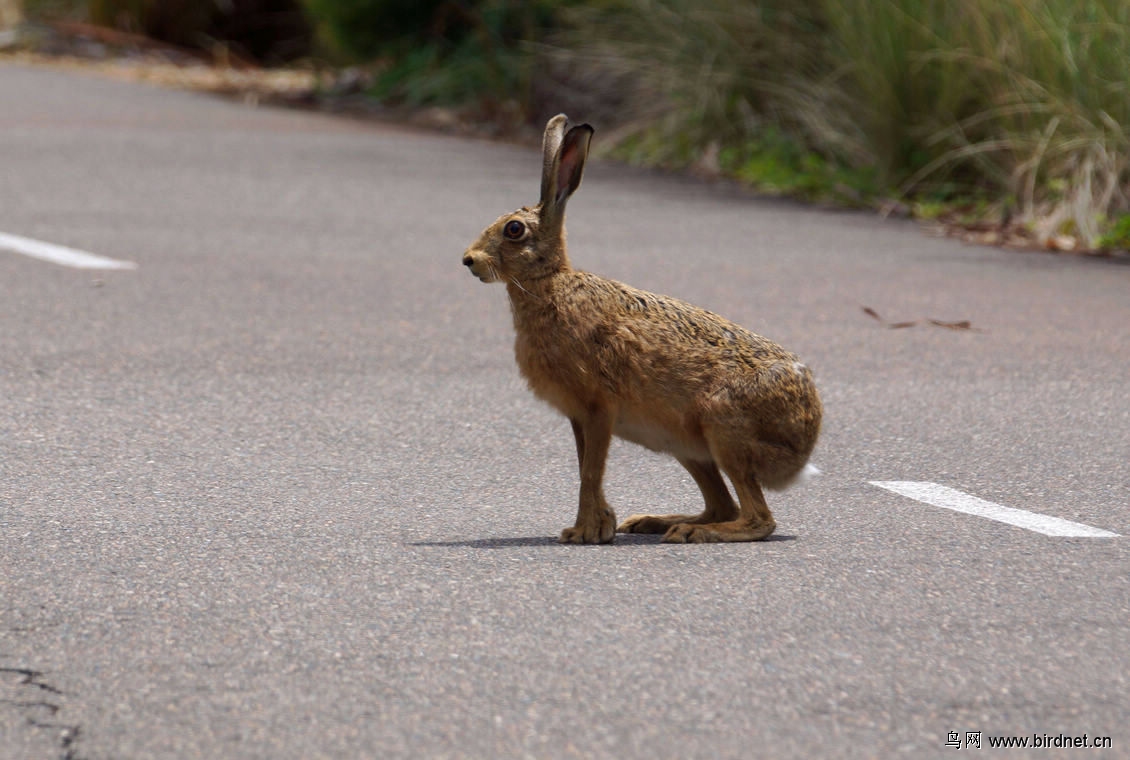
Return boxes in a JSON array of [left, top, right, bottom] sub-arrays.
[[617, 458, 739, 534], [662, 453, 776, 543]]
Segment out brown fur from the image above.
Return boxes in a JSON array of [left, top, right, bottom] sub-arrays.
[[463, 114, 822, 544]]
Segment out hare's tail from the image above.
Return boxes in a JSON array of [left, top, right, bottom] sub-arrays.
[[765, 462, 821, 492], [796, 463, 821, 485]]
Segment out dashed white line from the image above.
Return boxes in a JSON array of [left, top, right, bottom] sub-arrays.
[[870, 481, 1119, 538], [0, 231, 137, 270]]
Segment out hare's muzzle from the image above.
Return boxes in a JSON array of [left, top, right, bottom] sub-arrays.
[[462, 249, 498, 283]]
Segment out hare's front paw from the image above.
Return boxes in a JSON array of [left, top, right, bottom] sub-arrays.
[[559, 507, 617, 544]]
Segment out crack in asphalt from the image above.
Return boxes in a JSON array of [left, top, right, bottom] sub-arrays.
[[0, 666, 85, 760], [0, 666, 65, 695]]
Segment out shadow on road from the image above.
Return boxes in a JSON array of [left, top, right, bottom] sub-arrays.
[[410, 534, 796, 549]]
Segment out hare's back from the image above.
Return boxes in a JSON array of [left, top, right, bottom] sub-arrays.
[[590, 275, 796, 369]]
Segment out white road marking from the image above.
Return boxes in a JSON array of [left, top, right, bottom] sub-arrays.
[[0, 231, 137, 270], [869, 481, 1120, 538]]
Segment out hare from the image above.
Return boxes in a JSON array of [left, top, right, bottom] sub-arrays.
[[462, 114, 822, 544]]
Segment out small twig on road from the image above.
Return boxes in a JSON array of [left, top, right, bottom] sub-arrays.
[[862, 306, 983, 332]]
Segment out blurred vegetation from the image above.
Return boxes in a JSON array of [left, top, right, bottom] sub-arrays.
[[300, 0, 443, 60], [25, 0, 313, 63], [303, 0, 564, 120], [18, 0, 1130, 250]]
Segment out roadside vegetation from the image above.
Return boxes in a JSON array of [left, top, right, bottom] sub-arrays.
[[14, 0, 1130, 252], [557, 0, 1130, 252]]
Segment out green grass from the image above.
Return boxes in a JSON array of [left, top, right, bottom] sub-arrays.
[[304, 0, 558, 113], [1098, 214, 1130, 251], [716, 127, 879, 205]]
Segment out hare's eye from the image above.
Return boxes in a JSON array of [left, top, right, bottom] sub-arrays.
[[503, 220, 526, 240]]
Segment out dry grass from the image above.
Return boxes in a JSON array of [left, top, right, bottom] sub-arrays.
[[4, 48, 318, 98]]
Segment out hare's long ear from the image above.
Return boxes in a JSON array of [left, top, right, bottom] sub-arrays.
[[539, 116, 594, 230], [540, 114, 568, 206]]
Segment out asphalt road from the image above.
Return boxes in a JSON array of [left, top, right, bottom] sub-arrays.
[[1, 62, 1128, 759]]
